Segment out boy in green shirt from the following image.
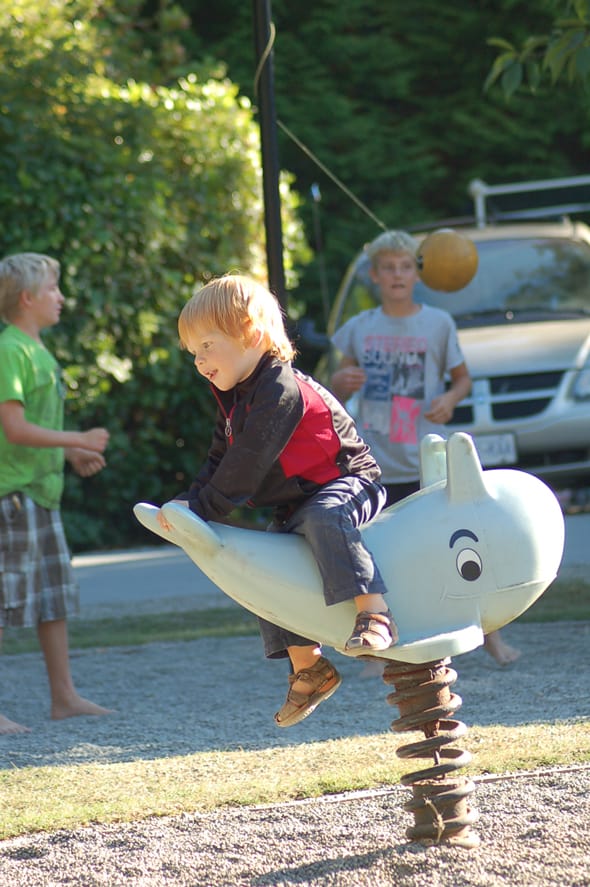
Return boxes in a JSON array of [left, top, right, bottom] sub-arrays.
[[0, 253, 112, 733]]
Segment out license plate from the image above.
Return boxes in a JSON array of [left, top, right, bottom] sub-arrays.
[[473, 433, 517, 466]]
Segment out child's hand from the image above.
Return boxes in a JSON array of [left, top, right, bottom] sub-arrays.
[[424, 392, 455, 424], [66, 448, 106, 477], [156, 508, 173, 532], [82, 427, 110, 453], [332, 365, 366, 396], [156, 500, 189, 532]]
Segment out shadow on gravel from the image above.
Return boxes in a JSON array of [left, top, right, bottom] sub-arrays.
[[1, 622, 589, 770]]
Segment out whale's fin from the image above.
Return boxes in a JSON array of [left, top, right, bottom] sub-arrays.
[[446, 432, 487, 504], [419, 433, 447, 488]]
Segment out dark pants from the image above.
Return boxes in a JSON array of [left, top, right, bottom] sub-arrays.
[[258, 476, 387, 659], [383, 480, 420, 509]]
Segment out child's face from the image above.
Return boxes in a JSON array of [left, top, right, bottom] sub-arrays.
[[370, 250, 419, 310], [185, 328, 263, 390], [27, 273, 64, 329]]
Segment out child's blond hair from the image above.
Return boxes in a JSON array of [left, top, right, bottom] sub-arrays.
[[0, 253, 60, 323], [178, 274, 296, 361], [364, 230, 418, 269]]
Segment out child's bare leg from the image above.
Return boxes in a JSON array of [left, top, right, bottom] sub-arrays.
[[288, 644, 323, 694], [37, 619, 113, 719], [483, 630, 521, 666]]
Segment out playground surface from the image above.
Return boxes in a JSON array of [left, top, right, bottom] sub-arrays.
[[0, 513, 589, 885], [1, 620, 589, 886], [1, 766, 589, 886]]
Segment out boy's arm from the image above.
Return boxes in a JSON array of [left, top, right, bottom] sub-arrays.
[[65, 447, 107, 477], [424, 362, 472, 424], [330, 356, 366, 403], [0, 400, 109, 452]]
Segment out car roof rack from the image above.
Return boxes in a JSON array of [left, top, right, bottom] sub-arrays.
[[469, 175, 590, 228], [406, 214, 477, 234]]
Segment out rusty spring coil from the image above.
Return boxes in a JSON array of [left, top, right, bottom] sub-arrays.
[[382, 657, 480, 848]]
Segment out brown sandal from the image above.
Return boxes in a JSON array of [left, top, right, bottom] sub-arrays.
[[274, 656, 342, 728], [345, 609, 398, 655]]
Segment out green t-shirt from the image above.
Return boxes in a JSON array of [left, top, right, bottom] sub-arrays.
[[0, 325, 66, 509]]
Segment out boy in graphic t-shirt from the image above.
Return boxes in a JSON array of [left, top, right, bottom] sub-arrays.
[[331, 230, 520, 666]]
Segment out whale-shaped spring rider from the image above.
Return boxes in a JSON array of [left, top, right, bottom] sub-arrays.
[[134, 432, 565, 665]]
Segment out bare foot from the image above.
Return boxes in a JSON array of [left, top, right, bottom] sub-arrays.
[[0, 713, 31, 735], [484, 631, 521, 666], [359, 659, 385, 678], [51, 695, 114, 720]]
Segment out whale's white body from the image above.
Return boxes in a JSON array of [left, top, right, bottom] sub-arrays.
[[134, 433, 565, 664]]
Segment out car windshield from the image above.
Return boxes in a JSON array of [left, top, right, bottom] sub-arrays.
[[333, 236, 590, 331]]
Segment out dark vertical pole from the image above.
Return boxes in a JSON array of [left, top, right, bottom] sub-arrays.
[[252, 0, 287, 309]]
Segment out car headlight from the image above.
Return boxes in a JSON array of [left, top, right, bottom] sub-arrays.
[[572, 367, 590, 400]]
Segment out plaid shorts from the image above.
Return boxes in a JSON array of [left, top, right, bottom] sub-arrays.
[[0, 492, 79, 628]]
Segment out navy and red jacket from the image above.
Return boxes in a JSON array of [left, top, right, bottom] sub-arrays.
[[180, 353, 381, 523]]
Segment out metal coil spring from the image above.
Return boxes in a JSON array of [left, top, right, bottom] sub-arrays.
[[382, 657, 480, 848]]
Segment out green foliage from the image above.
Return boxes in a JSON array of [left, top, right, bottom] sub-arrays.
[[0, 0, 309, 550], [485, 0, 590, 95]]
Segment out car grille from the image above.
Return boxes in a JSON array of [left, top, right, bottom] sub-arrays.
[[447, 371, 563, 424], [517, 448, 588, 471]]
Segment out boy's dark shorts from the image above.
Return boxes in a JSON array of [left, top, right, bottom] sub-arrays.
[[0, 493, 79, 628]]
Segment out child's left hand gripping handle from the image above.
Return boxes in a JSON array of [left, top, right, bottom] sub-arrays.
[[133, 502, 222, 558]]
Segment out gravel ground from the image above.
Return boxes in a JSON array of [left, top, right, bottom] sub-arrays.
[[1, 615, 589, 886], [1, 771, 589, 887]]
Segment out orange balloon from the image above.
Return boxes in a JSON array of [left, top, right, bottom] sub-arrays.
[[417, 228, 479, 292]]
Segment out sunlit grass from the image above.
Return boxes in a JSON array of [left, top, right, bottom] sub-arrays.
[[1, 607, 259, 655], [1, 723, 588, 840], [517, 576, 590, 623]]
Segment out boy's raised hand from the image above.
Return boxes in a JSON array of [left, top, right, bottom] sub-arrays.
[[82, 427, 110, 452], [331, 365, 366, 399]]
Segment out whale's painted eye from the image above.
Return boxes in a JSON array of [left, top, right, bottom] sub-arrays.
[[456, 548, 482, 581]]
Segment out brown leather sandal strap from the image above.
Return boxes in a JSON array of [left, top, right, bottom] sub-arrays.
[[352, 611, 393, 643]]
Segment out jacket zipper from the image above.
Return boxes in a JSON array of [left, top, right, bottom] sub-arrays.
[[225, 415, 233, 441], [211, 386, 236, 445]]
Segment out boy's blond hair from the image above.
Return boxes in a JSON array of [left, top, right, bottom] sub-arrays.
[[178, 274, 296, 361], [0, 253, 60, 323], [364, 230, 418, 269]]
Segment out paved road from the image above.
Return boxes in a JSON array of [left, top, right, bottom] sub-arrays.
[[72, 512, 590, 618], [73, 544, 227, 619]]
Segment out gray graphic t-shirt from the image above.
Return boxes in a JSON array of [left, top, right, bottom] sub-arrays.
[[331, 305, 465, 482]]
